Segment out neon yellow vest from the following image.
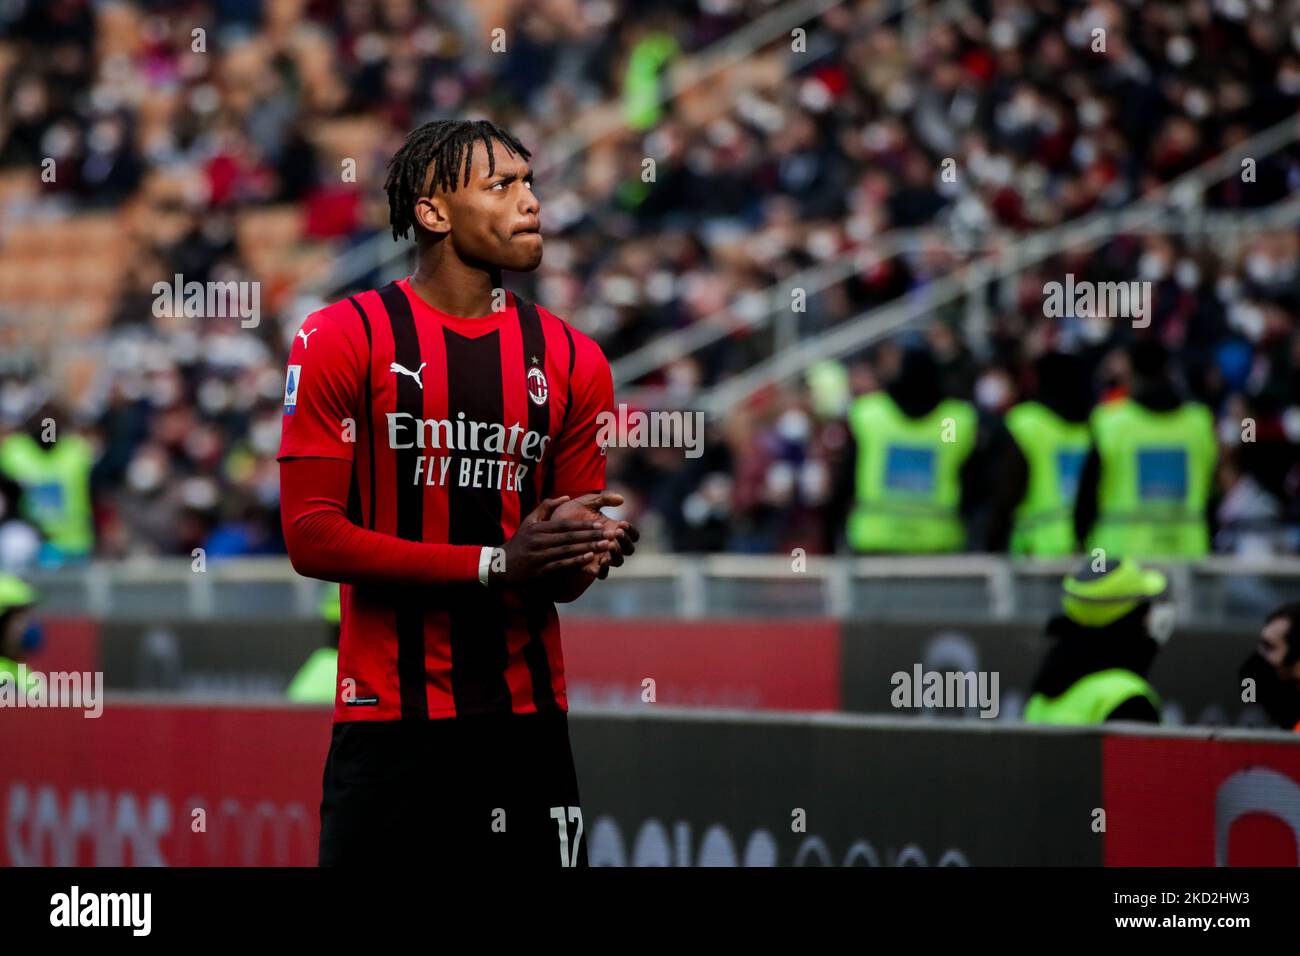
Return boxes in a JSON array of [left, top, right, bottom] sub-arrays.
[[286, 648, 338, 703], [847, 392, 976, 553], [1023, 668, 1160, 724], [0, 433, 95, 557], [1087, 399, 1217, 559], [0, 656, 39, 696], [1005, 402, 1091, 557], [623, 32, 680, 131]]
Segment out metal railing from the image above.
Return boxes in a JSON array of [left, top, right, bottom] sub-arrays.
[[611, 226, 937, 387], [614, 198, 1300, 401], [692, 111, 1300, 416], [311, 0, 959, 302], [24, 554, 1300, 623]]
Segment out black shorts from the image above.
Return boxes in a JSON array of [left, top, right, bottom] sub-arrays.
[[318, 709, 588, 868]]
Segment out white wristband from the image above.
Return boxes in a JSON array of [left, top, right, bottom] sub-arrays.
[[478, 546, 495, 586]]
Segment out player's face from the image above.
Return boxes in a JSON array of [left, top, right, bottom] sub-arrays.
[[1259, 617, 1298, 680], [436, 140, 542, 272]]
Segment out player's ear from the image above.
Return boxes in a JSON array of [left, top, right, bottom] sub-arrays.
[[414, 194, 451, 236]]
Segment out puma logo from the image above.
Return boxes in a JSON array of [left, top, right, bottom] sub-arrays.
[[297, 328, 317, 348], [390, 361, 427, 389]]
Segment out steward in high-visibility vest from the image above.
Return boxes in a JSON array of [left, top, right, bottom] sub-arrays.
[[991, 352, 1093, 557], [1074, 341, 1218, 560], [0, 419, 95, 560], [846, 348, 979, 553], [286, 584, 340, 703], [1023, 557, 1173, 725], [0, 574, 43, 697], [623, 31, 680, 131]]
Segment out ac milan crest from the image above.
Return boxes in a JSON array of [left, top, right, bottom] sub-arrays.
[[527, 365, 549, 405]]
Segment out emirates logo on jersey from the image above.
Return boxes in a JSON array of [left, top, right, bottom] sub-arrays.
[[386, 412, 551, 462], [386, 411, 549, 490], [527, 365, 548, 406]]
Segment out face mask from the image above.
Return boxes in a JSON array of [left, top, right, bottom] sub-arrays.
[[1146, 602, 1176, 646], [1228, 302, 1265, 342], [775, 410, 810, 443], [250, 417, 281, 456], [1166, 35, 1194, 66], [15, 619, 44, 655], [975, 374, 1010, 411], [127, 455, 165, 493], [1138, 252, 1169, 281], [1216, 274, 1241, 303], [1218, 416, 1242, 445], [1246, 253, 1275, 284], [1071, 137, 1097, 167]]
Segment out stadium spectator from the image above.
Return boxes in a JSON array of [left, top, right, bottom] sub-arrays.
[[0, 0, 1298, 558], [286, 584, 339, 704], [1074, 339, 1219, 559], [0, 574, 42, 696], [1239, 601, 1300, 732], [837, 344, 983, 553], [0, 404, 96, 562], [987, 351, 1093, 556], [1023, 556, 1174, 724], [1215, 443, 1289, 556], [0, 475, 41, 574]]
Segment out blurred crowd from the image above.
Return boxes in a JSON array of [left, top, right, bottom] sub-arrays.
[[1, 0, 1299, 563]]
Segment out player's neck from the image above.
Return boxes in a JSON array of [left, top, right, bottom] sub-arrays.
[[409, 251, 503, 319]]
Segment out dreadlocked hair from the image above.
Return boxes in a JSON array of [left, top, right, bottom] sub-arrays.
[[384, 119, 532, 241]]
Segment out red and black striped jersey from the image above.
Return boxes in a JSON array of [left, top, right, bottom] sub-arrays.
[[278, 277, 612, 722]]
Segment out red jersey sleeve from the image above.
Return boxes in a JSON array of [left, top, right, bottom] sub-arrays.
[[278, 305, 366, 462], [279, 457, 480, 585], [277, 302, 479, 586], [549, 325, 614, 498]]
